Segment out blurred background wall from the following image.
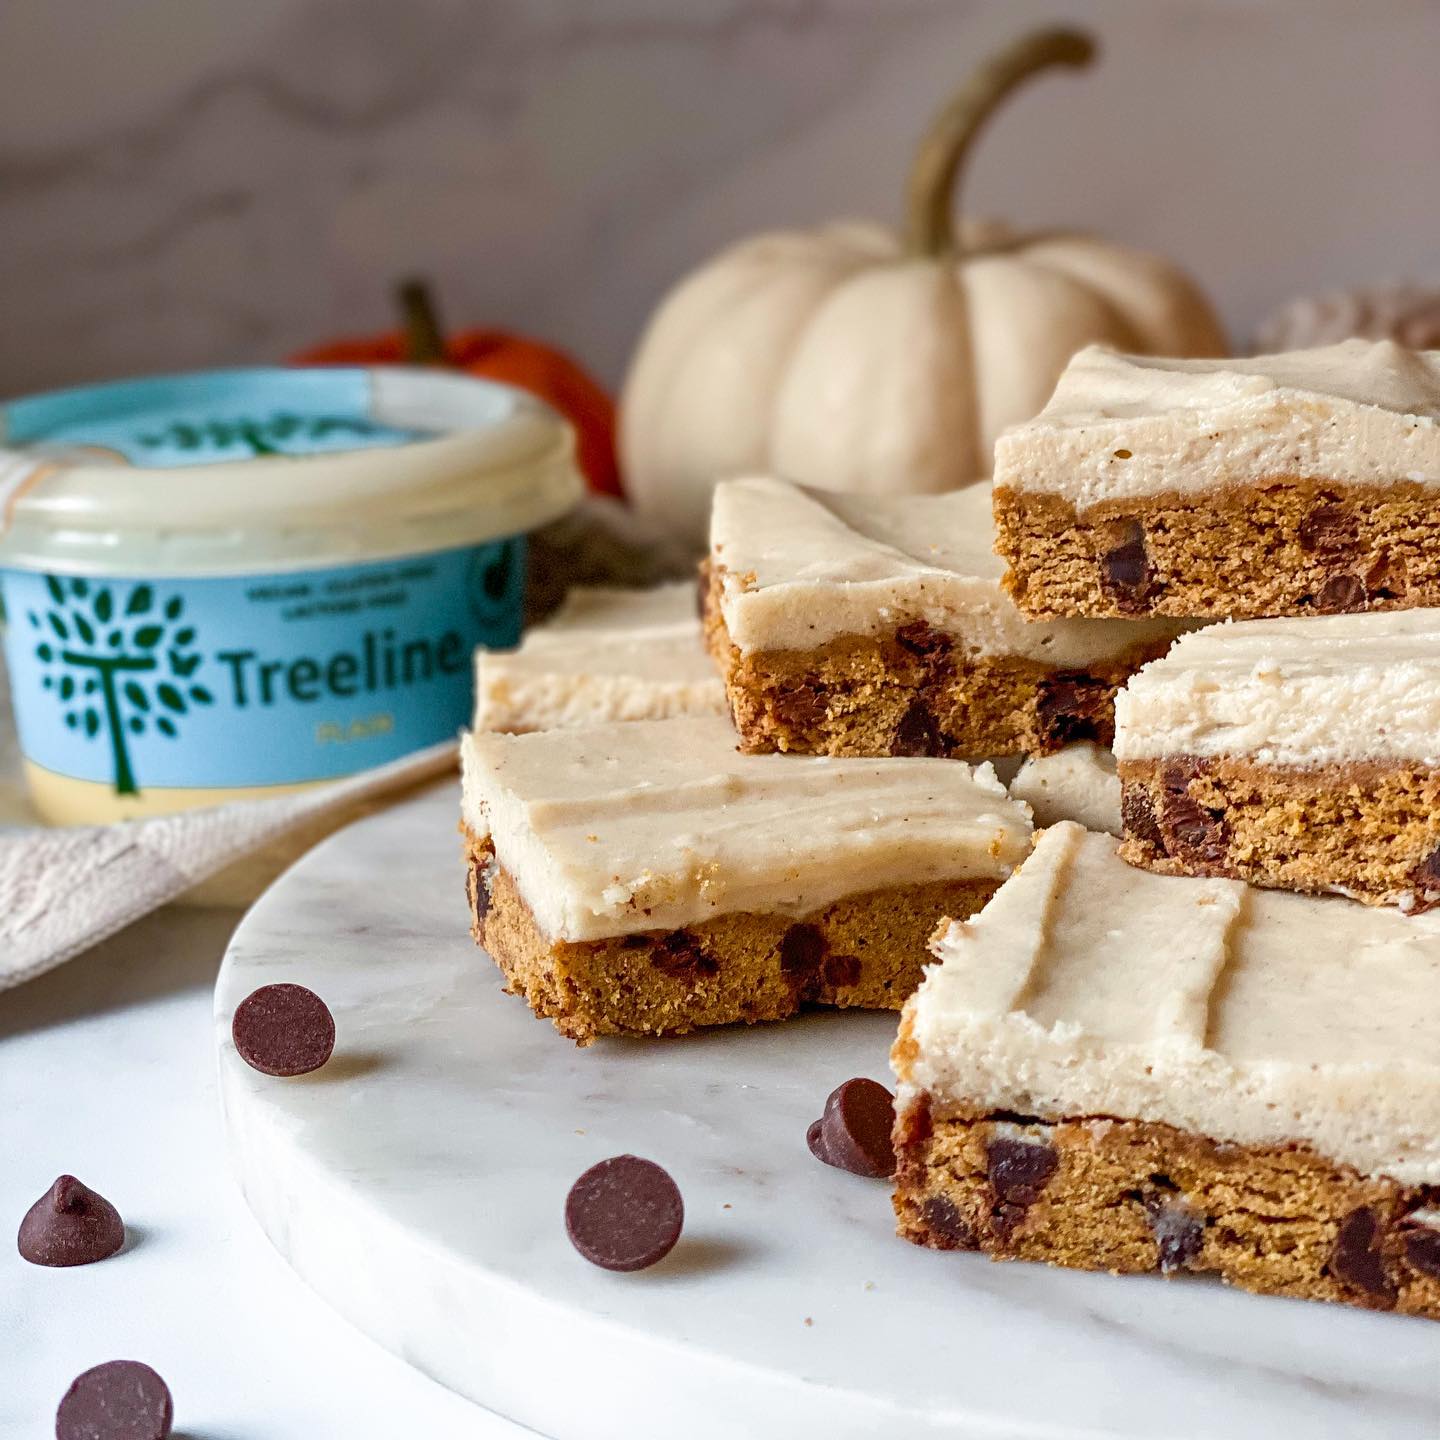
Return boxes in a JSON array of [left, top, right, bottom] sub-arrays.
[[0, 0, 1436, 396]]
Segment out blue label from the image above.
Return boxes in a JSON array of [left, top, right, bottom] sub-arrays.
[[0, 539, 523, 794], [3, 369, 425, 467]]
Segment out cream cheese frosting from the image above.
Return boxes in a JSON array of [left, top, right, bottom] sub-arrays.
[[1114, 609, 1440, 767], [461, 714, 1032, 943], [994, 339, 1440, 510], [710, 476, 1184, 665], [901, 822, 1440, 1186], [1008, 742, 1120, 834], [473, 582, 723, 733]]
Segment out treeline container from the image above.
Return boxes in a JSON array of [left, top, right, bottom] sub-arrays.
[[0, 367, 581, 823]]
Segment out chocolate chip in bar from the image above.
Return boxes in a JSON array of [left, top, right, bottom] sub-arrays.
[[1035, 673, 1108, 747], [1315, 572, 1368, 614], [232, 983, 336, 1077], [18, 1175, 125, 1268], [1160, 794, 1229, 867], [1328, 1205, 1397, 1308], [56, 1361, 173, 1440], [808, 1078, 896, 1179], [1098, 522, 1153, 609], [1145, 1194, 1205, 1273], [890, 700, 946, 757], [1296, 499, 1357, 553], [1120, 784, 1166, 851], [985, 1132, 1058, 1238], [565, 1155, 684, 1272]]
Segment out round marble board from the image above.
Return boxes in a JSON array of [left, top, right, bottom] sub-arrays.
[[215, 784, 1440, 1440]]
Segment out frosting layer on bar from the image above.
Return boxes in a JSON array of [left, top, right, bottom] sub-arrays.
[[1114, 609, 1440, 766], [902, 822, 1440, 1185], [473, 582, 723, 732], [994, 339, 1440, 510], [462, 715, 1032, 942], [1009, 742, 1120, 834], [711, 476, 1183, 664]]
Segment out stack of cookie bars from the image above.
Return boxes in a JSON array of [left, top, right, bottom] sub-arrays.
[[462, 335, 1440, 1321]]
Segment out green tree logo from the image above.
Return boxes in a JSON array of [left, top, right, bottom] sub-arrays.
[[29, 577, 213, 796]]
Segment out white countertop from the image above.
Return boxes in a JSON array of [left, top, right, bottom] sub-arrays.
[[0, 901, 532, 1439]]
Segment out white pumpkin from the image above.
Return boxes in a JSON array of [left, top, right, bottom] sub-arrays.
[[620, 28, 1227, 547]]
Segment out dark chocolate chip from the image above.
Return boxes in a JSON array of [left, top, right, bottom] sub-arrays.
[[1408, 847, 1440, 914], [231, 983, 336, 1078], [895, 621, 949, 659], [1401, 1225, 1440, 1280], [56, 1360, 173, 1440], [775, 686, 826, 730], [1145, 1195, 1205, 1273], [920, 1193, 979, 1250], [986, 1134, 1057, 1238], [1099, 524, 1153, 608], [1328, 1206, 1396, 1306], [1035, 673, 1109, 747], [891, 700, 945, 757], [1121, 784, 1166, 851], [650, 931, 719, 980], [1297, 502, 1358, 554], [1161, 794, 1229, 867], [1315, 573, 1368, 614], [564, 1155, 684, 1272], [779, 922, 826, 980], [806, 1118, 830, 1165], [808, 1078, 897, 1178], [471, 859, 492, 922], [1162, 758, 1210, 793], [18, 1175, 125, 1268], [822, 953, 861, 989]]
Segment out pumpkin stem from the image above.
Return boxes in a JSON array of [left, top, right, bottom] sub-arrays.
[[904, 26, 1096, 259], [397, 277, 449, 365]]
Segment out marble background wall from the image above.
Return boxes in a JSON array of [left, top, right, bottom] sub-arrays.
[[1, 0, 1437, 397]]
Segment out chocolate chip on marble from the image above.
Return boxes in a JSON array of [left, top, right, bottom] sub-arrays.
[[1121, 784, 1166, 851], [986, 1133, 1058, 1238], [1315, 573, 1368, 614], [779, 923, 827, 981], [1145, 1195, 1205, 1273], [921, 1193, 979, 1250], [1098, 524, 1153, 608], [1297, 501, 1358, 553], [822, 953, 861, 990], [893, 698, 955, 758], [18, 1175, 125, 1268], [565, 1155, 684, 1272], [1035, 673, 1109, 747], [231, 983, 336, 1077], [55, 1360, 173, 1440], [1161, 794, 1229, 867], [808, 1078, 897, 1179], [1328, 1206, 1397, 1306]]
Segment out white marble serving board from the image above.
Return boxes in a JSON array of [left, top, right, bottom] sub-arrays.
[[214, 785, 1440, 1440]]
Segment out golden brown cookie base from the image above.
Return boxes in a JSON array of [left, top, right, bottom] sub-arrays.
[[464, 829, 997, 1044], [1117, 756, 1440, 908], [994, 478, 1440, 620], [701, 562, 1158, 758], [892, 1097, 1440, 1320]]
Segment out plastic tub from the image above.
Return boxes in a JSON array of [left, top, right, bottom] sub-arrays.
[[0, 366, 581, 824]]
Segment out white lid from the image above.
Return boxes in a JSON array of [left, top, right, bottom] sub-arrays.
[[0, 366, 583, 575]]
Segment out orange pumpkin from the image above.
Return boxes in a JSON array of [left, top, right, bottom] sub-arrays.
[[291, 298, 621, 499]]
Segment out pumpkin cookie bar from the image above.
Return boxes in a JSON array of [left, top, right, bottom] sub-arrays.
[[1115, 610, 1440, 908], [461, 715, 1031, 1043], [994, 339, 1440, 620], [705, 477, 1182, 758], [473, 581, 723, 733], [893, 822, 1440, 1319]]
